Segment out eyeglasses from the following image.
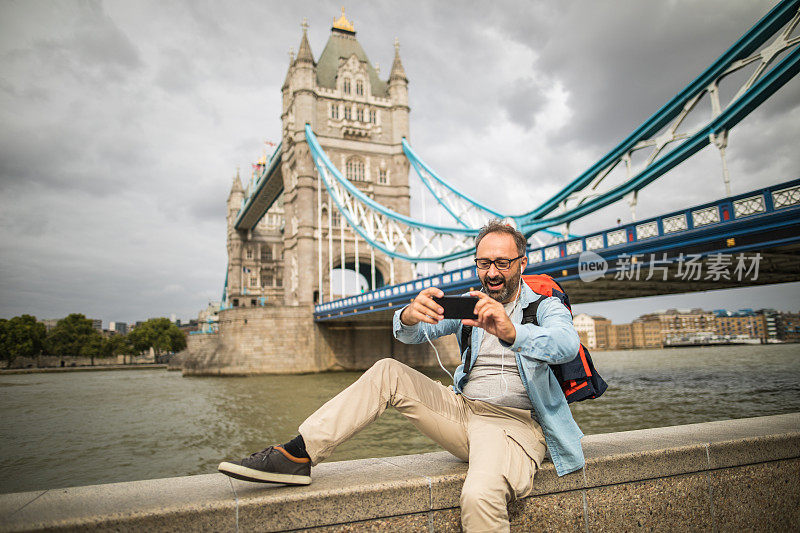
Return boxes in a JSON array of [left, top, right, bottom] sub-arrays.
[[474, 255, 524, 271]]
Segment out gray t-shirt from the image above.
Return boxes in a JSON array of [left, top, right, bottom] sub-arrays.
[[461, 295, 533, 410]]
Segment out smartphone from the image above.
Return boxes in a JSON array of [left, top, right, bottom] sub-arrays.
[[432, 296, 479, 319]]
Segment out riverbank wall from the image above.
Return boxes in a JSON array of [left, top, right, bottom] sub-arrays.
[[1, 413, 797, 532], [0, 364, 167, 375], [0, 354, 157, 370]]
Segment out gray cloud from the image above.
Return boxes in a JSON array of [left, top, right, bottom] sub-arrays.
[[535, 1, 782, 147], [500, 78, 547, 130]]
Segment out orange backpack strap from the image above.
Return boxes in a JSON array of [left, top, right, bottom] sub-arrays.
[[522, 274, 572, 313], [522, 274, 555, 297]]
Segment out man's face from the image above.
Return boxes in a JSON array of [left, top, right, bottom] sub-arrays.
[[476, 232, 527, 303]]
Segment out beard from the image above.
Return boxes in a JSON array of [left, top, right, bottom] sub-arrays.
[[481, 266, 522, 303]]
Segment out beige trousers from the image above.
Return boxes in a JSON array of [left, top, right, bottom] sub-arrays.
[[299, 358, 547, 532]]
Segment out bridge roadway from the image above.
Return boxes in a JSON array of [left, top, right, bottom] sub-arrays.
[[233, 143, 283, 231], [315, 178, 800, 322]]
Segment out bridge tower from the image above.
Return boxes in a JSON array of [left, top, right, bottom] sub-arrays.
[[279, 12, 413, 306], [224, 11, 412, 311], [183, 11, 442, 375]]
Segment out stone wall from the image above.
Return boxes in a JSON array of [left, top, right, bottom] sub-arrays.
[[181, 307, 461, 375], [183, 306, 328, 375], [2, 355, 118, 369], [318, 315, 460, 371], [1, 414, 797, 531]]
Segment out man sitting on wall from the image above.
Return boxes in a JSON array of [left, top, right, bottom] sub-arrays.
[[218, 220, 584, 532]]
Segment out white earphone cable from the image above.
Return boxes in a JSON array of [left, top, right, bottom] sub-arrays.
[[424, 328, 508, 402], [422, 281, 522, 402]]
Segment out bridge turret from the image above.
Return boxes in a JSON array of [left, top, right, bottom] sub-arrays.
[[226, 169, 246, 307], [281, 48, 294, 118], [388, 38, 409, 145], [226, 169, 244, 225], [295, 20, 314, 64], [287, 20, 316, 136]]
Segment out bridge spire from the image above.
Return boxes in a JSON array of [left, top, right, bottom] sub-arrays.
[[296, 18, 314, 64], [389, 37, 407, 82], [230, 168, 243, 194]]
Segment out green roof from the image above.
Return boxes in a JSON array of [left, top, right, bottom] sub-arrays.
[[316, 29, 387, 97]]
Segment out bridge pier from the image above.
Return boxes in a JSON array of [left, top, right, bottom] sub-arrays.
[[182, 307, 459, 376]]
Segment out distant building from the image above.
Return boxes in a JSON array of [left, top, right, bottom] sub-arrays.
[[41, 318, 59, 332], [632, 317, 663, 348], [575, 308, 797, 349], [108, 322, 127, 335], [574, 313, 661, 350], [713, 310, 766, 341], [41, 317, 104, 333], [593, 317, 611, 349], [777, 312, 800, 342], [573, 314, 598, 349], [608, 323, 633, 349], [573, 314, 611, 349], [759, 309, 780, 341], [639, 309, 716, 344]]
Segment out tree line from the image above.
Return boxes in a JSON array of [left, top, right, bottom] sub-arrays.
[[0, 314, 187, 366]]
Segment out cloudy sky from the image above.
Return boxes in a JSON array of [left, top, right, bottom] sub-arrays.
[[1, 0, 798, 325]]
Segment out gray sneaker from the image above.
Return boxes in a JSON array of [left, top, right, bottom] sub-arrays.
[[218, 445, 312, 485]]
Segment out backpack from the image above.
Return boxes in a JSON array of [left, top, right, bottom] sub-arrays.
[[459, 273, 608, 404]]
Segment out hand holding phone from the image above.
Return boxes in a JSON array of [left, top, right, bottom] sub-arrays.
[[400, 287, 445, 326]]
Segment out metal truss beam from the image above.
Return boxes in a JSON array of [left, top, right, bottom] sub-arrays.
[[521, 0, 800, 224], [519, 39, 800, 236]]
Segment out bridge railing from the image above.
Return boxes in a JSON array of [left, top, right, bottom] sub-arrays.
[[233, 142, 283, 231], [314, 179, 800, 321], [527, 178, 800, 265]]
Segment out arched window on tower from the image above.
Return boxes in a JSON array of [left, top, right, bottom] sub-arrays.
[[356, 107, 364, 122], [344, 105, 351, 120], [330, 103, 339, 119], [343, 78, 351, 94], [356, 79, 364, 96], [345, 157, 365, 182], [331, 208, 341, 227]]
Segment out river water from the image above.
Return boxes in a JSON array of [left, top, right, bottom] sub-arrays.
[[1, 344, 798, 494]]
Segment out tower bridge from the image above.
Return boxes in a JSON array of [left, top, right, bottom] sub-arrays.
[[182, 3, 800, 376]]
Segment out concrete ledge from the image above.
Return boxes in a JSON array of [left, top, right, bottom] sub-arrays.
[[1, 413, 798, 532]]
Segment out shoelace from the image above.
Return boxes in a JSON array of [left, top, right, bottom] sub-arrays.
[[249, 446, 275, 461]]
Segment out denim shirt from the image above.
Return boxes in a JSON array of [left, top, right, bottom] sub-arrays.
[[392, 283, 585, 476]]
